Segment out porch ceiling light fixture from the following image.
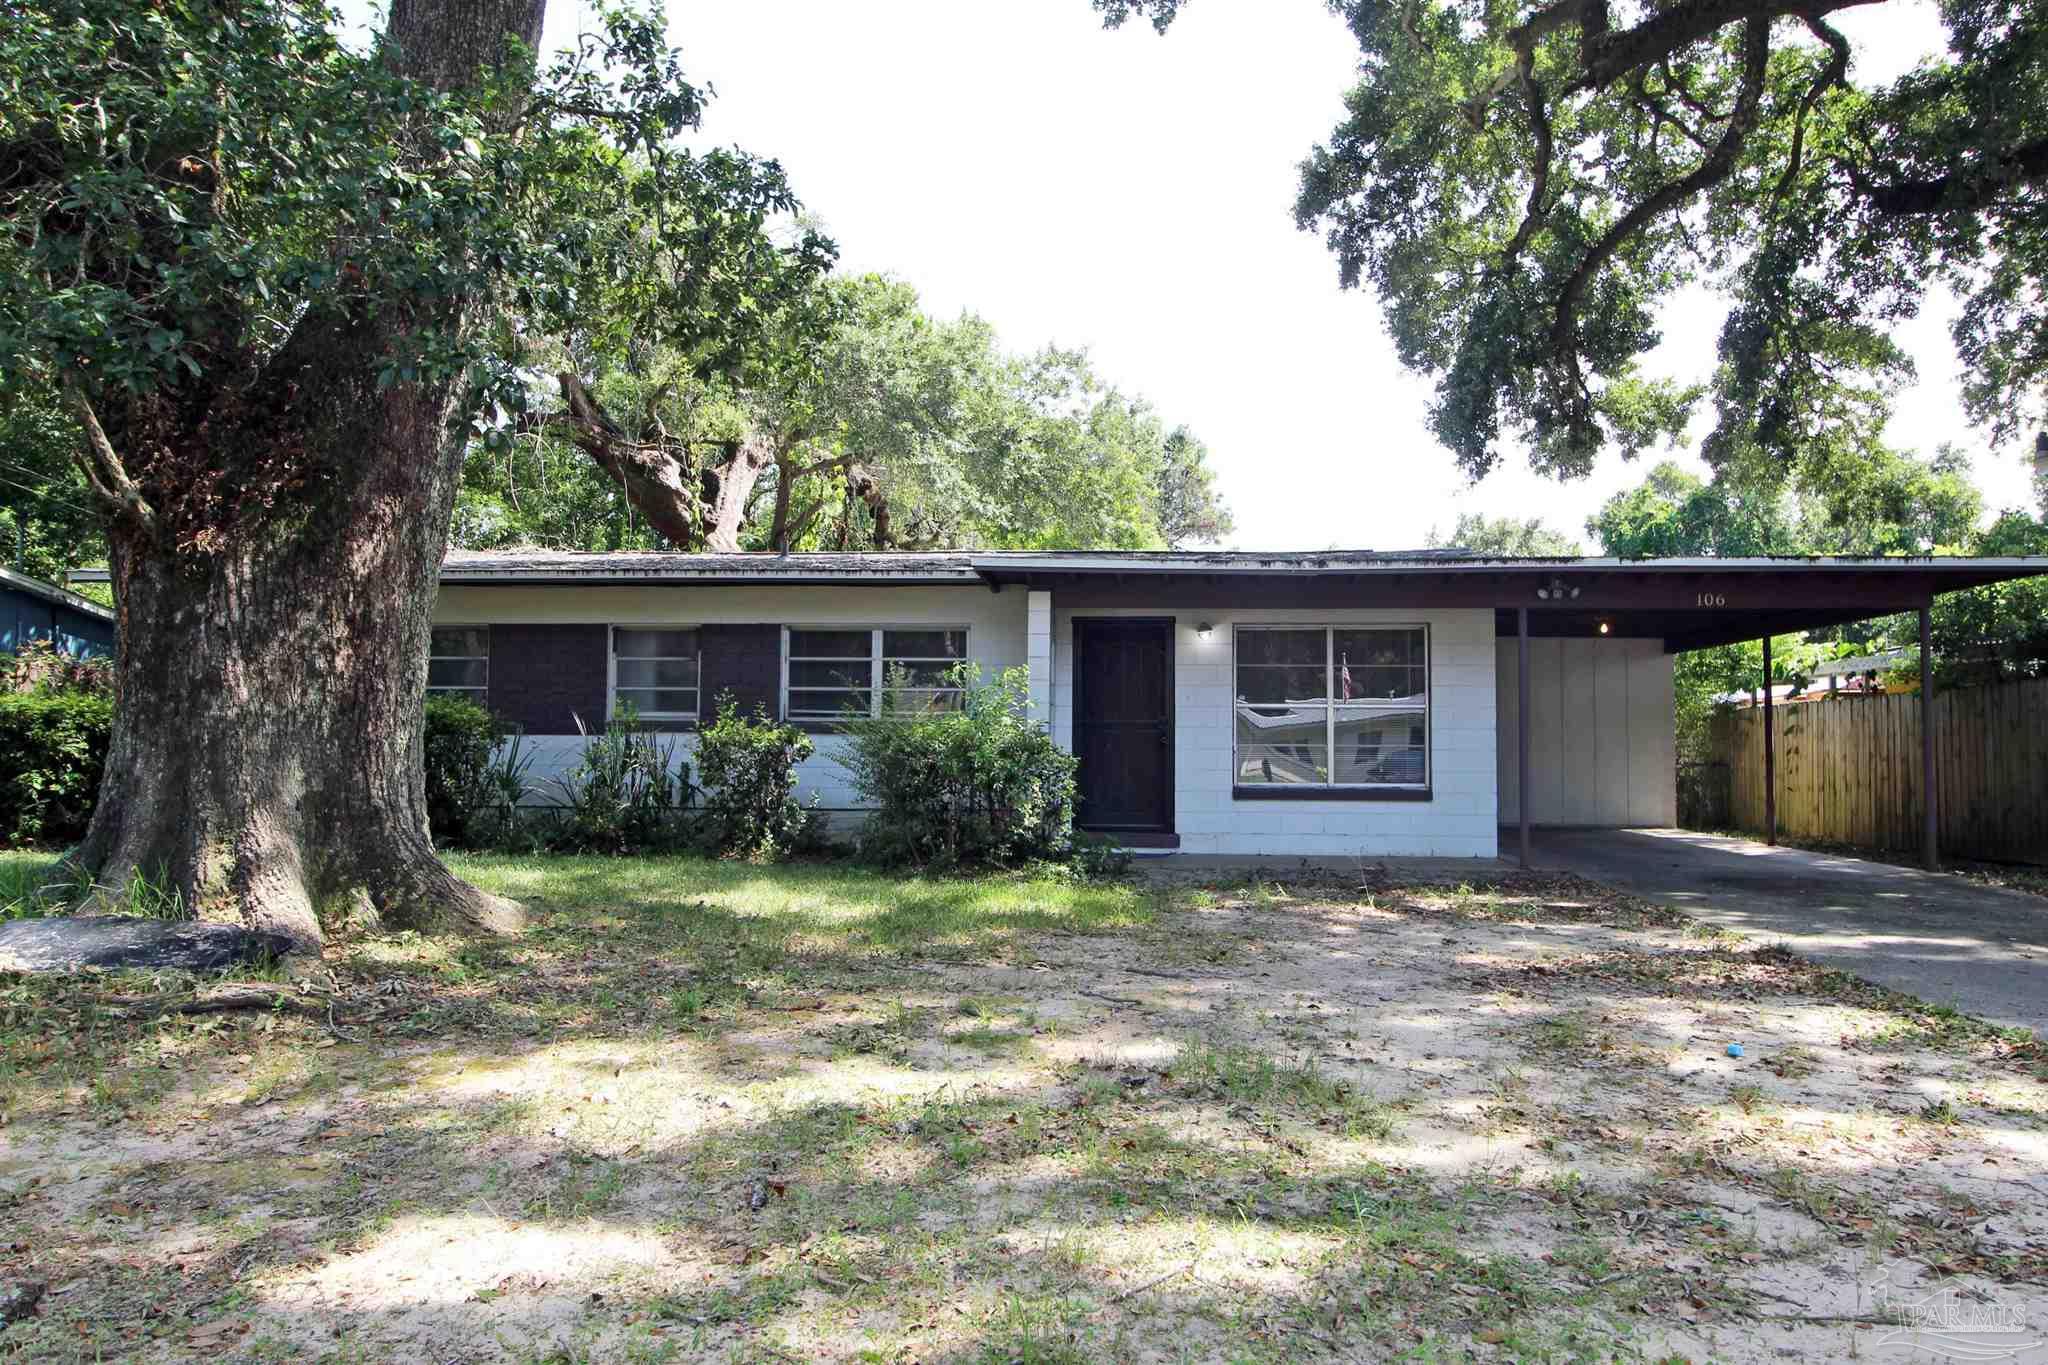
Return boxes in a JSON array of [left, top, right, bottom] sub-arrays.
[[1535, 576, 1580, 601], [1598, 621, 1611, 635], [1196, 622, 1215, 641]]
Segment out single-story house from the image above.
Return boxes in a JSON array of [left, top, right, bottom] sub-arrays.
[[1, 565, 116, 659], [424, 549, 2048, 864]]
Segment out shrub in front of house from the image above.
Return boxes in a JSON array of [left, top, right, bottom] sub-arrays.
[[838, 664, 1077, 869], [544, 707, 694, 854], [695, 696, 813, 860], [422, 694, 507, 847], [0, 684, 114, 846]]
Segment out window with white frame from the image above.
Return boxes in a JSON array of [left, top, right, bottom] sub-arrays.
[[1233, 626, 1428, 789], [784, 627, 968, 722], [611, 627, 700, 724], [427, 626, 489, 701]]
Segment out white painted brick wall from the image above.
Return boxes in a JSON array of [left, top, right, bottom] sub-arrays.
[[1053, 606, 1500, 858], [447, 586, 1508, 855], [496, 730, 870, 820], [1026, 590, 1053, 728]]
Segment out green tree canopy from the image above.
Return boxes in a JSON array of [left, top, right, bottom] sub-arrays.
[[1153, 426, 1236, 547], [467, 274, 1234, 552], [1424, 512, 1580, 556], [0, 395, 99, 585], [1097, 1, 2048, 487], [1586, 448, 1982, 559]]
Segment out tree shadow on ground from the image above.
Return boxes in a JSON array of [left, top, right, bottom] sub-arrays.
[[2, 863, 2045, 1362]]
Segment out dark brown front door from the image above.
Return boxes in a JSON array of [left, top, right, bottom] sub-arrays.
[[1073, 617, 1174, 835]]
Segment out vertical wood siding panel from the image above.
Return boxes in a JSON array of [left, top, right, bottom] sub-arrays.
[[1560, 639, 1598, 825], [1534, 636, 1567, 823], [1592, 643, 1631, 824]]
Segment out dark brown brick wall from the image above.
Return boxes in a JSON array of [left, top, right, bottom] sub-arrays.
[[488, 624, 608, 734], [700, 624, 782, 722]]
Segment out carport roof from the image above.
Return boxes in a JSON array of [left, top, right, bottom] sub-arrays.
[[966, 552, 2048, 651]]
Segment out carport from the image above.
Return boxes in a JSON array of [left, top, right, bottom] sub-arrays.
[[971, 553, 2048, 864], [1483, 557, 2048, 873]]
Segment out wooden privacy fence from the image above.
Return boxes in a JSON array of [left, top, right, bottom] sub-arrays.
[[1709, 679, 2048, 865]]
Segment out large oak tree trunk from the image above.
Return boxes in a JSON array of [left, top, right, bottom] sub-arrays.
[[68, 0, 545, 951]]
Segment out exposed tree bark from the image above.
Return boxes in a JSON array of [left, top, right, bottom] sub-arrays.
[[558, 372, 706, 547], [770, 453, 796, 551], [554, 374, 783, 552], [699, 437, 775, 552], [551, 375, 934, 555], [847, 464, 892, 548], [67, 0, 545, 951]]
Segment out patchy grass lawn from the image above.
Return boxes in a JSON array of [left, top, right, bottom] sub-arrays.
[[0, 849, 78, 914], [2, 855, 2045, 1363]]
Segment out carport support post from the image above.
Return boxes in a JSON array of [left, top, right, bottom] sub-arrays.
[[1921, 604, 1938, 870], [1762, 635, 1776, 845], [1517, 607, 1531, 870]]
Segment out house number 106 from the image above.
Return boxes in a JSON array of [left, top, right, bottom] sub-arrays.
[[1695, 592, 1727, 607]]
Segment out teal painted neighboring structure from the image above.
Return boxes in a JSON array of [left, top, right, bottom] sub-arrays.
[[0, 566, 115, 658]]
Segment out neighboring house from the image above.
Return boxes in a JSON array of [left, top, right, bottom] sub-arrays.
[[420, 549, 2048, 860], [1713, 649, 1912, 707], [0, 565, 115, 659]]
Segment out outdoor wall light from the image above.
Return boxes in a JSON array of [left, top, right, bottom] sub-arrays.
[[1598, 621, 1612, 635], [1196, 622, 1215, 641], [1535, 576, 1581, 601]]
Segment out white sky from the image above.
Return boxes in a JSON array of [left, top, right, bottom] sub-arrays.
[[540, 2, 2039, 549]]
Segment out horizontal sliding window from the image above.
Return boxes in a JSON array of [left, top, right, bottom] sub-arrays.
[[785, 627, 968, 722], [1234, 626, 1428, 790], [612, 627, 700, 723], [427, 626, 488, 700]]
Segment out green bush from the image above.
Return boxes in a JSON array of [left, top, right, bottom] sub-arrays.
[[464, 730, 543, 852], [0, 686, 114, 846], [545, 707, 694, 854], [695, 695, 813, 860], [838, 664, 1077, 869], [422, 694, 505, 847]]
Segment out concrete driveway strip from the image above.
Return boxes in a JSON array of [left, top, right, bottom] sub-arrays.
[[1530, 827, 2048, 1036]]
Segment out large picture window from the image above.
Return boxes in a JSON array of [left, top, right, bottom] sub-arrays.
[[611, 627, 700, 724], [1234, 626, 1428, 792], [427, 626, 488, 701], [784, 627, 968, 722]]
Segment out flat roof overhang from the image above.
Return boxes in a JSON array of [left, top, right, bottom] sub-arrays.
[[969, 556, 2048, 653], [70, 552, 2048, 654], [1, 565, 116, 621]]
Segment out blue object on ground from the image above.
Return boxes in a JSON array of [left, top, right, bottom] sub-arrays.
[[1726, 1043, 1744, 1058]]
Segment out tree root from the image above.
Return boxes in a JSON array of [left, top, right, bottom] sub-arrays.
[[86, 988, 336, 1022]]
